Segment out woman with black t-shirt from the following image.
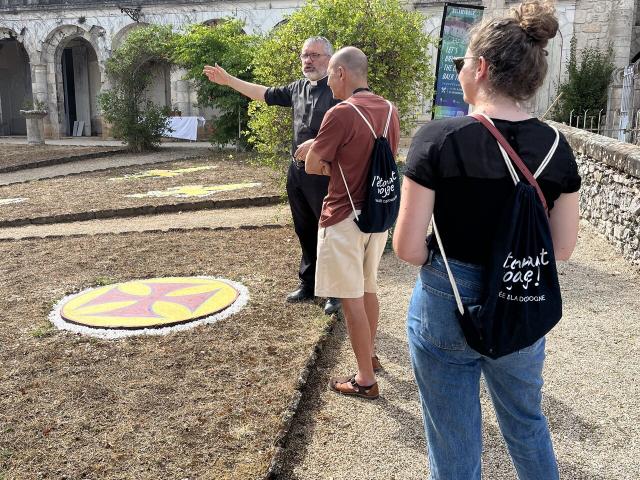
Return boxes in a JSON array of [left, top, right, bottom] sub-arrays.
[[393, 1, 580, 478]]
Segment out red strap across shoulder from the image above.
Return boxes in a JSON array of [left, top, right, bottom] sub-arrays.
[[470, 113, 549, 214]]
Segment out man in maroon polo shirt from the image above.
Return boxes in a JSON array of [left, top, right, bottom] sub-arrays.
[[302, 47, 400, 399]]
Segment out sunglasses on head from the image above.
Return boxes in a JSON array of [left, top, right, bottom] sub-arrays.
[[452, 56, 479, 74]]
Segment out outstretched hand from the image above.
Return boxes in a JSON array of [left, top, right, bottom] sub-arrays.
[[203, 64, 230, 86]]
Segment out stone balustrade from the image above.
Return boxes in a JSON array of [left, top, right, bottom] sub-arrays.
[[551, 121, 640, 268]]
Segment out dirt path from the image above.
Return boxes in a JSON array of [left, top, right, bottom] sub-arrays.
[[0, 204, 291, 239], [0, 146, 208, 185]]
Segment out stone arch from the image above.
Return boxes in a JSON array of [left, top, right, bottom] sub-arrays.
[[40, 25, 104, 137], [111, 22, 150, 51], [0, 27, 33, 63], [40, 24, 102, 68], [0, 27, 33, 135], [112, 22, 172, 111]]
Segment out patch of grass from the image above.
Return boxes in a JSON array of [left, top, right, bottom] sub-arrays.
[[94, 276, 116, 286], [30, 322, 54, 339]]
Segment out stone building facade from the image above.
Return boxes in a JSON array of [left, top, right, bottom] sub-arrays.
[[0, 0, 638, 139]]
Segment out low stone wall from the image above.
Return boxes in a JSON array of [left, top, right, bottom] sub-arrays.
[[552, 121, 640, 268]]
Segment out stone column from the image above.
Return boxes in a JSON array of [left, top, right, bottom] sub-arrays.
[[171, 68, 192, 116], [31, 64, 51, 138]]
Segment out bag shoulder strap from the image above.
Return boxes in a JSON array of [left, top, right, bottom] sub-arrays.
[[431, 217, 465, 315], [469, 112, 550, 214], [337, 99, 394, 220], [343, 99, 394, 139], [338, 163, 360, 222]]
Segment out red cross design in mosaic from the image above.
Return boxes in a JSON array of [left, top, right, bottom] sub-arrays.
[[60, 277, 239, 329]]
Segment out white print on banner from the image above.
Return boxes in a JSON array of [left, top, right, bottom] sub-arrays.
[[500, 249, 550, 294], [372, 171, 397, 202]]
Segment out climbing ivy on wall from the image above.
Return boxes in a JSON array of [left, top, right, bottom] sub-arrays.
[[99, 25, 175, 152]]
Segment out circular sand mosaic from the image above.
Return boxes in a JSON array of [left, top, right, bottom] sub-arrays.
[[49, 277, 249, 338]]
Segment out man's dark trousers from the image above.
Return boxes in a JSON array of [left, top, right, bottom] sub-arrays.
[[286, 161, 329, 292]]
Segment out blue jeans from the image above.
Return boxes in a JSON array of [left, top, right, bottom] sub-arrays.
[[407, 253, 558, 480]]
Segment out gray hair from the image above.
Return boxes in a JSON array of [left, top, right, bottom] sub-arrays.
[[303, 36, 334, 55]]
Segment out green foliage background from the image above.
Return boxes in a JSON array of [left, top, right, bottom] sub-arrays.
[[552, 37, 615, 125], [173, 20, 259, 147], [248, 0, 435, 169], [99, 25, 175, 152]]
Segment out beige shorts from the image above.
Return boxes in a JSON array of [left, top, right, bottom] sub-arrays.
[[315, 212, 388, 299]]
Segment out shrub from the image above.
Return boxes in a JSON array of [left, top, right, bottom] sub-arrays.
[[551, 37, 615, 124], [173, 20, 260, 148], [99, 25, 175, 152], [248, 0, 436, 170]]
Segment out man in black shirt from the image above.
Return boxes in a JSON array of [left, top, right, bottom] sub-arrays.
[[203, 37, 341, 315]]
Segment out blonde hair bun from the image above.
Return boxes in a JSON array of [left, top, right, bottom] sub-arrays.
[[513, 0, 559, 47]]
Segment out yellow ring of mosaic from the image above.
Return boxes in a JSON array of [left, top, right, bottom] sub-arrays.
[[60, 277, 239, 329]]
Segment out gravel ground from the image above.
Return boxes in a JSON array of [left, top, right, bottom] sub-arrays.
[[279, 221, 640, 480], [0, 145, 637, 478], [0, 199, 636, 478]]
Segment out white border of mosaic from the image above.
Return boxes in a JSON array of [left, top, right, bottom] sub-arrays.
[[48, 276, 249, 339]]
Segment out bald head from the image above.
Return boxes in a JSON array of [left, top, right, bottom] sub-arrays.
[[330, 46, 368, 81]]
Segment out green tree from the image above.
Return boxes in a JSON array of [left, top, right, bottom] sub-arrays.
[[173, 20, 260, 148], [99, 25, 175, 152], [552, 37, 615, 124], [248, 0, 435, 169]]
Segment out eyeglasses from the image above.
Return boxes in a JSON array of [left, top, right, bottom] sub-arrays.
[[300, 53, 328, 60], [452, 56, 478, 74]]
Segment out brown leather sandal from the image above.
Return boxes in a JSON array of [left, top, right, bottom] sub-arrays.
[[372, 355, 383, 373], [328, 375, 379, 400]]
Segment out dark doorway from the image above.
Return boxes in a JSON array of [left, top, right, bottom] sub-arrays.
[[62, 48, 77, 136], [58, 38, 100, 137], [0, 37, 32, 136]]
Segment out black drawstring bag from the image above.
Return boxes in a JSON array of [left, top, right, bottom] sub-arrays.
[[432, 113, 562, 359], [338, 100, 400, 233]]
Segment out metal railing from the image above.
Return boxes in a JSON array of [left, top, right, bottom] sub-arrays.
[[566, 108, 640, 144]]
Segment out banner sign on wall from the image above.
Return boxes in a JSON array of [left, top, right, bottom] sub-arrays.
[[432, 3, 484, 119]]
